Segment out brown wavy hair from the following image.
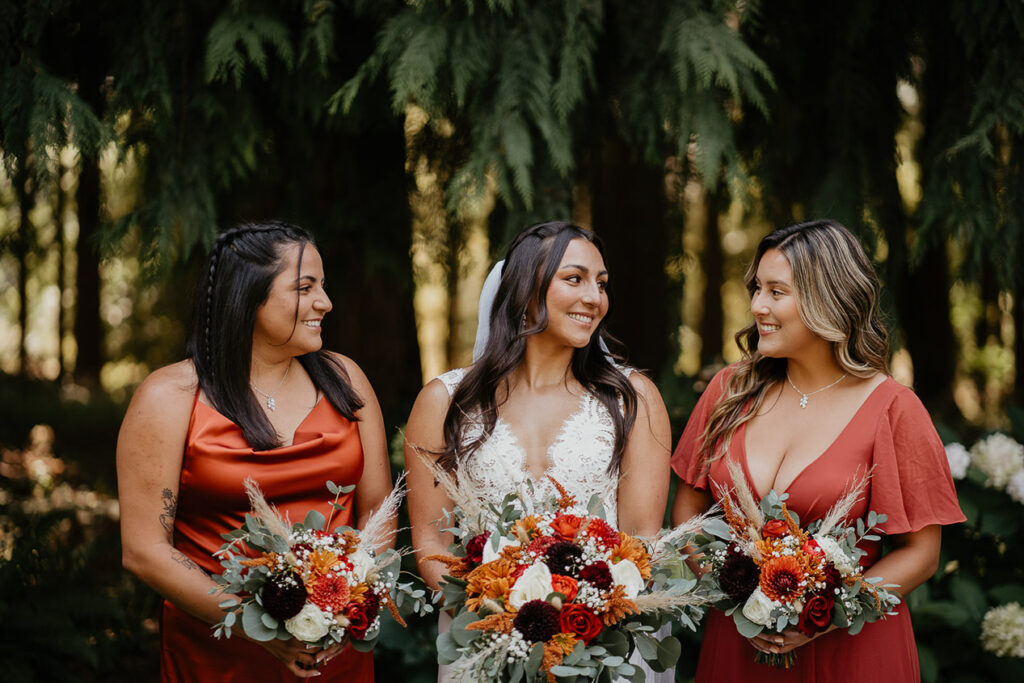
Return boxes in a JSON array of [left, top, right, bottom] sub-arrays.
[[696, 219, 890, 471]]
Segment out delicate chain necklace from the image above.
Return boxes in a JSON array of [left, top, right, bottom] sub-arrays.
[[786, 371, 847, 409], [251, 359, 292, 411]]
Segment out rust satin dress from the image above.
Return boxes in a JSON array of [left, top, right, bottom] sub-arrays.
[[672, 367, 965, 683], [160, 395, 374, 682]]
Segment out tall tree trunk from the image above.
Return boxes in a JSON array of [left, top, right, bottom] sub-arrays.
[[589, 134, 670, 374], [72, 54, 105, 387], [73, 155, 103, 386], [699, 186, 725, 366], [15, 166, 32, 375], [898, 239, 958, 415], [56, 163, 68, 381]]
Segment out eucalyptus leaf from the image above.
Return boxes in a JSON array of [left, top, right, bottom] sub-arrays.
[[303, 509, 326, 531], [241, 603, 277, 641], [526, 642, 545, 677], [702, 517, 736, 541], [654, 636, 681, 671], [732, 608, 764, 638]]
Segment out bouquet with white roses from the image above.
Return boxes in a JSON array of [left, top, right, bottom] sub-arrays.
[[210, 476, 431, 651], [422, 464, 712, 682], [693, 461, 901, 668]]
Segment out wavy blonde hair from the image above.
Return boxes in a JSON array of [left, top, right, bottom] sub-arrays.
[[696, 220, 890, 471]]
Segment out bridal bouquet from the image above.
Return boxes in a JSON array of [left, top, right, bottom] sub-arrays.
[[210, 477, 432, 651], [424, 466, 710, 682], [694, 462, 901, 668]]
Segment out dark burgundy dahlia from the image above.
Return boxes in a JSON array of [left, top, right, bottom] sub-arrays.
[[261, 572, 308, 620], [822, 562, 843, 593], [719, 551, 760, 603], [543, 541, 584, 576], [513, 600, 561, 643], [578, 561, 613, 590], [465, 532, 491, 563]]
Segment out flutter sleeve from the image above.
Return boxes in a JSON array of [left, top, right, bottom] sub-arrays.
[[671, 366, 734, 490], [869, 384, 966, 535]]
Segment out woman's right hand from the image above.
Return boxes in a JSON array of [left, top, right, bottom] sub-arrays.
[[259, 638, 346, 678]]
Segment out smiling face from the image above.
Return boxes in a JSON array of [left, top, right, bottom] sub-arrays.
[[252, 243, 332, 357], [750, 248, 826, 360], [535, 238, 609, 349]]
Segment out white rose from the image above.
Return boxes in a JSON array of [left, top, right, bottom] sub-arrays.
[[741, 588, 775, 627], [284, 603, 331, 642], [508, 562, 554, 609], [944, 442, 970, 480], [814, 535, 857, 576], [348, 548, 376, 582], [482, 535, 515, 564], [609, 559, 645, 599]]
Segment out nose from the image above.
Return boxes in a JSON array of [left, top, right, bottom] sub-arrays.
[[750, 289, 768, 316], [315, 288, 333, 314], [580, 280, 600, 306]]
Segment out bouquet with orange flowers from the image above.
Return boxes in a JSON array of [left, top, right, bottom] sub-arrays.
[[210, 477, 432, 651], [424, 468, 711, 682], [694, 462, 901, 668]]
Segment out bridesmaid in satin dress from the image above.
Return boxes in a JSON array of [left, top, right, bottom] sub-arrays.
[[671, 220, 964, 682], [117, 222, 395, 681]]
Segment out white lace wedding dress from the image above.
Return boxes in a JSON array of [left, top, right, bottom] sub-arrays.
[[435, 367, 673, 682]]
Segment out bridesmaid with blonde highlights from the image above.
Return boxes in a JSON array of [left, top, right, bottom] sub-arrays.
[[671, 219, 964, 682]]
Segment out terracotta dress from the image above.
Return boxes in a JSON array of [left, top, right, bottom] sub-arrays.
[[672, 368, 965, 683], [160, 395, 374, 682]]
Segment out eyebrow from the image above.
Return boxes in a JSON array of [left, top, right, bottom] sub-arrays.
[[293, 275, 322, 284], [757, 278, 791, 287], [559, 264, 609, 277]]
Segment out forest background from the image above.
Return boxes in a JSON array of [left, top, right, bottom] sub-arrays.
[[1, 1, 1023, 681]]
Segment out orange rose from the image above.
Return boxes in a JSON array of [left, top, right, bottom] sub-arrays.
[[762, 519, 789, 539], [550, 514, 583, 541], [551, 574, 579, 602]]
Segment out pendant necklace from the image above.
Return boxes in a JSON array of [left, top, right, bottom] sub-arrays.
[[786, 371, 847, 409], [252, 359, 292, 411]]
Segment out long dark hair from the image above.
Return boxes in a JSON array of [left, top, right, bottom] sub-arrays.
[[438, 221, 638, 473], [186, 221, 363, 450]]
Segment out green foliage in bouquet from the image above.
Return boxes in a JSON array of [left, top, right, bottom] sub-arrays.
[[423, 471, 712, 682], [211, 479, 432, 651]]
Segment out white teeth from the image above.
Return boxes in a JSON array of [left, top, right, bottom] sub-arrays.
[[567, 313, 593, 324], [302, 320, 321, 328], [759, 323, 780, 333]]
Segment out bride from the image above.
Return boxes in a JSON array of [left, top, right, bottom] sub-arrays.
[[405, 220, 672, 680]]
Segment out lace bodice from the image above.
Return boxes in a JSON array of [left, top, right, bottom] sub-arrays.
[[436, 367, 631, 528]]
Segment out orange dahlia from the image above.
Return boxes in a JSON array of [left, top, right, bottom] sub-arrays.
[[309, 574, 351, 612], [759, 555, 805, 603]]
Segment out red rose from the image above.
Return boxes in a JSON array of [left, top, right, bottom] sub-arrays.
[[797, 593, 834, 636], [558, 604, 603, 643], [465, 532, 490, 563], [762, 519, 789, 539], [801, 539, 824, 558], [345, 603, 371, 640]]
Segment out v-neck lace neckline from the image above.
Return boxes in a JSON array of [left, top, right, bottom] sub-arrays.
[[495, 392, 591, 483]]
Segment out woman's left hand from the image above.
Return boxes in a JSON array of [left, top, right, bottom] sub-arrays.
[[748, 625, 834, 655]]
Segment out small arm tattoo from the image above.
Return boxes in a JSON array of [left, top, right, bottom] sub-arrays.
[[170, 548, 206, 575], [159, 488, 176, 538]]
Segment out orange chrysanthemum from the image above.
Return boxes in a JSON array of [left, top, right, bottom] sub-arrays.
[[759, 555, 805, 603], [309, 574, 350, 612], [464, 559, 516, 612], [542, 636, 574, 682], [307, 548, 342, 578], [511, 516, 541, 543], [609, 535, 651, 579], [599, 585, 640, 626]]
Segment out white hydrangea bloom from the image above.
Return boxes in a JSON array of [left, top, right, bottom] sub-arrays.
[[980, 602, 1024, 658], [1006, 470, 1024, 506], [970, 433, 1024, 489], [944, 442, 970, 480]]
